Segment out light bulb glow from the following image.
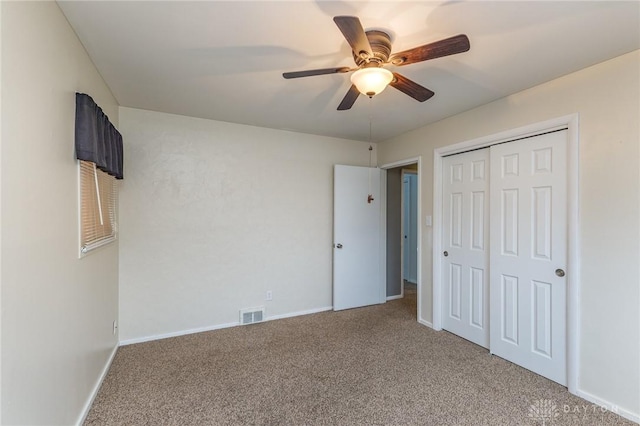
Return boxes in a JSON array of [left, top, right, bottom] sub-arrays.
[[350, 67, 393, 97]]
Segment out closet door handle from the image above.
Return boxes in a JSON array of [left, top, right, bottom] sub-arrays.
[[443, 251, 449, 257]]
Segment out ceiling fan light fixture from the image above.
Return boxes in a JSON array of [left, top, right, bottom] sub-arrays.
[[350, 67, 393, 97]]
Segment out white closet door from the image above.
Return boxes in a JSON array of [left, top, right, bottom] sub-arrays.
[[489, 130, 567, 385], [442, 148, 490, 348]]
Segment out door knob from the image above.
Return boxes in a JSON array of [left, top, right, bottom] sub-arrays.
[[555, 268, 565, 277], [443, 251, 448, 257], [336, 243, 343, 249]]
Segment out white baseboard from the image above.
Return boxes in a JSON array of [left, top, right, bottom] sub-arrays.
[[76, 343, 118, 426], [573, 388, 639, 424], [119, 321, 240, 346], [266, 306, 333, 321], [119, 306, 334, 346], [418, 318, 433, 329], [386, 294, 403, 301]]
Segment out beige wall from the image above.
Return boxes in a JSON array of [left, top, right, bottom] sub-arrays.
[[378, 50, 640, 419], [1, 2, 120, 424], [118, 107, 375, 343]]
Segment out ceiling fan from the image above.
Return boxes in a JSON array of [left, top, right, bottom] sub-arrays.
[[283, 16, 470, 111]]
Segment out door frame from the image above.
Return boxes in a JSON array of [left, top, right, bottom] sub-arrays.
[[380, 157, 426, 326], [432, 114, 580, 393]]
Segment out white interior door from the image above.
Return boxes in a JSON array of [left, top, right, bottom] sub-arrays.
[[489, 130, 567, 385], [333, 165, 384, 311], [403, 173, 418, 284], [442, 149, 490, 348]]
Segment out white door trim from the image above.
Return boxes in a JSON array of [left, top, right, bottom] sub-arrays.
[[432, 114, 580, 393], [381, 157, 426, 326]]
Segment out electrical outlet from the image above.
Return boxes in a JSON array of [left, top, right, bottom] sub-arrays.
[[266, 291, 273, 301], [112, 320, 118, 335]]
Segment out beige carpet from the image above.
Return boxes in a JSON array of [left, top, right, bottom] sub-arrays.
[[86, 286, 630, 425]]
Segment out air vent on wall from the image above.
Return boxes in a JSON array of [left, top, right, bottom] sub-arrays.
[[240, 307, 265, 325]]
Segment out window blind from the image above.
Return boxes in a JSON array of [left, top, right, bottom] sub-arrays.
[[80, 160, 117, 253]]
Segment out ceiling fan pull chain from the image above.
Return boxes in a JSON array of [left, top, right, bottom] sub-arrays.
[[366, 97, 375, 203], [367, 139, 374, 204]]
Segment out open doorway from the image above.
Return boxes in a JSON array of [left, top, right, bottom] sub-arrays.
[[402, 168, 418, 285], [382, 158, 421, 321]]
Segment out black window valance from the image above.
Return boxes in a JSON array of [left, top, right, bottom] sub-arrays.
[[75, 92, 123, 179]]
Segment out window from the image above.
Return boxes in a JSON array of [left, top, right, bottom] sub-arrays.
[[79, 160, 117, 254]]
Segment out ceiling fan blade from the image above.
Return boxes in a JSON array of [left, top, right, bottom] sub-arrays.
[[333, 16, 373, 58], [390, 34, 470, 66], [337, 84, 360, 110], [283, 67, 351, 79], [390, 73, 434, 102]]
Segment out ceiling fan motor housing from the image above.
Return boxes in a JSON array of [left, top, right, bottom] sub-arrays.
[[353, 30, 392, 66]]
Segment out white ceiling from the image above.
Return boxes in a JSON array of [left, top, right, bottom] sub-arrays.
[[58, 1, 640, 142]]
